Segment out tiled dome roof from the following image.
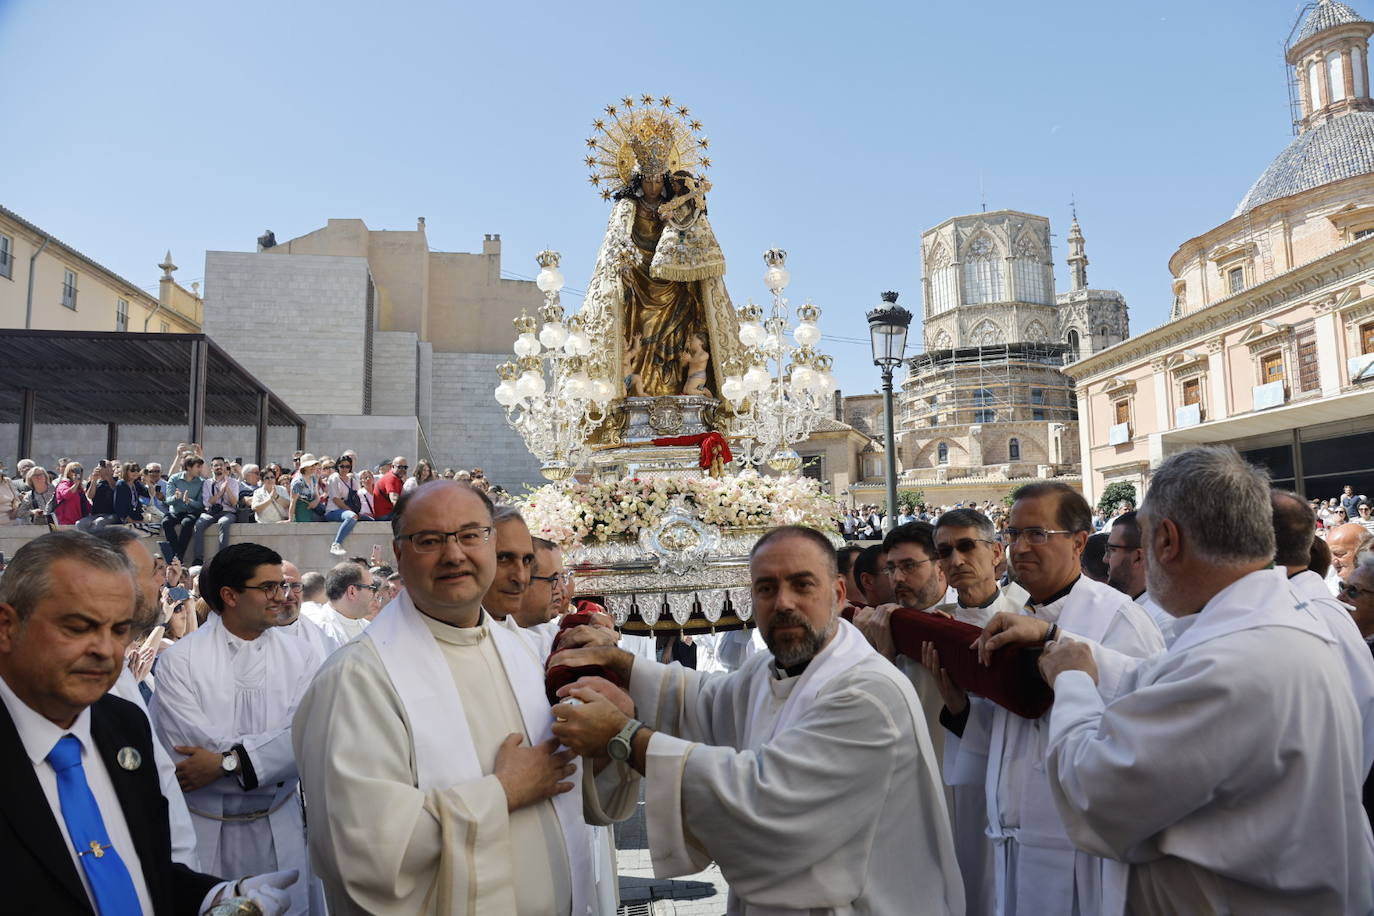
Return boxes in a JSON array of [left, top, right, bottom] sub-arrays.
[[1234, 111, 1374, 215], [1294, 1, 1369, 44]]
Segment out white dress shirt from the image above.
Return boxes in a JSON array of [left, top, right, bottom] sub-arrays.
[[0, 672, 154, 914]]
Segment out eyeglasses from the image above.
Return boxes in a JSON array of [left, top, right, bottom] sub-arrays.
[[400, 526, 493, 552], [1339, 580, 1374, 601], [531, 571, 571, 585], [883, 558, 936, 577], [393, 464, 409, 471], [356, 582, 381, 592], [933, 538, 998, 560], [1103, 542, 1140, 555], [1004, 527, 1073, 545], [239, 581, 306, 598]]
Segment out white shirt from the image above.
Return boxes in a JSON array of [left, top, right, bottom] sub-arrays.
[[0, 672, 154, 914], [317, 601, 369, 648]]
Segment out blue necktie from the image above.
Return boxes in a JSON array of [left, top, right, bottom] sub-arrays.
[[46, 735, 141, 915]]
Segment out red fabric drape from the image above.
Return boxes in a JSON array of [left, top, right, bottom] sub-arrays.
[[651, 431, 733, 470]]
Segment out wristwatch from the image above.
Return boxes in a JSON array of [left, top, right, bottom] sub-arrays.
[[220, 750, 240, 776], [607, 718, 644, 762]]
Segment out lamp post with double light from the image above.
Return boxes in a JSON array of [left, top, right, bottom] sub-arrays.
[[867, 291, 912, 535]]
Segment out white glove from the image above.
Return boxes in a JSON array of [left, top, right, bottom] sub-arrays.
[[235, 869, 298, 916]]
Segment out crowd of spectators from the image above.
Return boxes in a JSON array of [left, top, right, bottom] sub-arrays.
[[0, 442, 510, 566]]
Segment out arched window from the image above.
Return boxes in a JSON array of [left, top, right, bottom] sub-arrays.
[[963, 235, 1004, 304], [1011, 236, 1048, 304], [926, 242, 958, 315], [1008, 437, 1021, 460], [1066, 328, 1081, 354], [937, 442, 949, 465]]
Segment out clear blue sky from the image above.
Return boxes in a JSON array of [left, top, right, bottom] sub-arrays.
[[0, 0, 1321, 396]]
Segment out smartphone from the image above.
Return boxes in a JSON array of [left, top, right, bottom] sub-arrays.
[[168, 586, 191, 602]]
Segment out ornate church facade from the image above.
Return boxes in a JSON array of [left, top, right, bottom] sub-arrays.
[[1070, 0, 1374, 504], [879, 209, 1128, 504]]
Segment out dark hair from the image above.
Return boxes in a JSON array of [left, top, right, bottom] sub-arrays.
[[1111, 510, 1141, 547], [532, 536, 557, 552], [0, 530, 133, 622], [325, 562, 365, 601], [837, 544, 863, 577], [1011, 481, 1093, 534], [181, 455, 201, 471], [882, 521, 937, 559], [854, 543, 885, 587], [301, 571, 326, 601], [202, 543, 283, 612], [934, 508, 996, 540], [1309, 536, 1332, 578], [750, 525, 838, 579], [390, 480, 494, 540], [1081, 533, 1110, 580], [1271, 490, 1316, 568], [90, 525, 144, 552]]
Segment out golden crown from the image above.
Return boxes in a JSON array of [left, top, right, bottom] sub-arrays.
[[584, 95, 712, 200]]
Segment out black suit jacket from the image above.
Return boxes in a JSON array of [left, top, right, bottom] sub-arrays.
[[1, 691, 222, 915]]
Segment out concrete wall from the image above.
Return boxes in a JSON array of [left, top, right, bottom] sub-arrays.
[[0, 521, 398, 578], [428, 351, 542, 488], [0, 424, 300, 472], [294, 414, 420, 472], [203, 250, 370, 416], [370, 330, 419, 415]]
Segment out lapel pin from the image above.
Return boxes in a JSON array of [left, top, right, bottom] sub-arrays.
[[116, 746, 142, 771]]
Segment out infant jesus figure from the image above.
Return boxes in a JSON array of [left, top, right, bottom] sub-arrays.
[[679, 331, 710, 396]]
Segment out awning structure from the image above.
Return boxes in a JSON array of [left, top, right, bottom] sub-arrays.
[[0, 329, 306, 465]]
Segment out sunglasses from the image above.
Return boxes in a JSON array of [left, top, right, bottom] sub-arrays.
[[1340, 580, 1374, 601], [934, 537, 999, 559]]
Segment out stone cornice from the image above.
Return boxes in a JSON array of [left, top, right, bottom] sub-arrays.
[[1070, 240, 1374, 382]]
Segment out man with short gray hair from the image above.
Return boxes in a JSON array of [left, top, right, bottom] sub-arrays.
[[1038, 447, 1374, 913]]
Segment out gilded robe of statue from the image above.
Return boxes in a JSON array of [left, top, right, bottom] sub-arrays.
[[580, 184, 741, 400]]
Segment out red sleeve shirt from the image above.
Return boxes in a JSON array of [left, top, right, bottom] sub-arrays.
[[373, 472, 404, 516]]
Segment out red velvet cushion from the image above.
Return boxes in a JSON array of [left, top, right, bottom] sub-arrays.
[[544, 612, 625, 705], [889, 608, 1053, 719]]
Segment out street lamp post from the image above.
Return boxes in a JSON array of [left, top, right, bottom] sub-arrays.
[[867, 291, 912, 535]]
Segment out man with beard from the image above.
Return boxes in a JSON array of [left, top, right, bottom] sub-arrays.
[[91, 526, 200, 869], [1327, 522, 1373, 595], [1105, 511, 1174, 634], [549, 525, 965, 915], [150, 543, 318, 914], [275, 559, 335, 667]]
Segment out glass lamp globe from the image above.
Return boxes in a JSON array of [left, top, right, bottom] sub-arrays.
[[513, 333, 540, 357], [789, 366, 815, 391], [743, 365, 771, 392], [591, 378, 615, 404], [515, 370, 545, 399], [721, 376, 745, 404], [763, 266, 791, 293], [793, 322, 821, 347], [494, 379, 519, 407], [536, 266, 565, 294], [539, 322, 569, 350], [738, 322, 765, 347]]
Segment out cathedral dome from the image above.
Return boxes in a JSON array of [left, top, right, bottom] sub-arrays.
[[1234, 110, 1374, 215], [1295, 1, 1369, 44]]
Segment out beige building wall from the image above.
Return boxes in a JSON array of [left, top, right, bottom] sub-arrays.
[[0, 205, 200, 334], [263, 219, 535, 352]]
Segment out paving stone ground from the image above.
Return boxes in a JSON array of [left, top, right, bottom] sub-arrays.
[[615, 792, 728, 916]]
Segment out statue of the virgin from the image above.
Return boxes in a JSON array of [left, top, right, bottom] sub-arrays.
[[578, 96, 744, 400]]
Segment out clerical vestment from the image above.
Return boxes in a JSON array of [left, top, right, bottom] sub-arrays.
[[1046, 568, 1374, 915], [630, 618, 966, 915], [150, 615, 318, 914], [292, 594, 638, 915], [943, 576, 1163, 916]]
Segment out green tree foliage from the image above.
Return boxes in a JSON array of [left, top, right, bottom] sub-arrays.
[[1096, 481, 1138, 517]]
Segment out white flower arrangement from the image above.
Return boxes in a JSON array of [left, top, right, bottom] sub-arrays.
[[518, 472, 839, 549]]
